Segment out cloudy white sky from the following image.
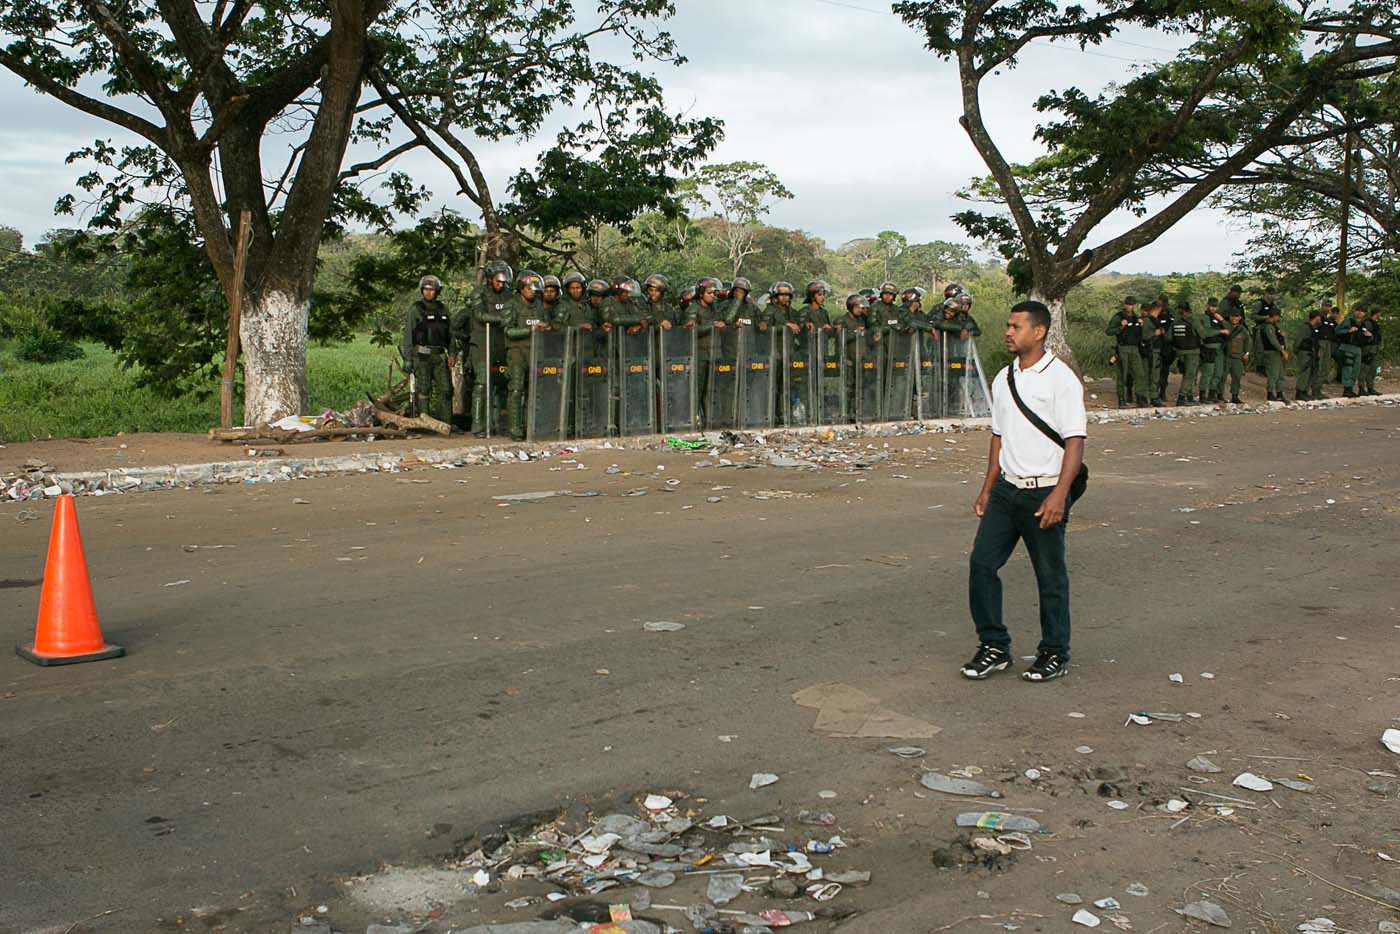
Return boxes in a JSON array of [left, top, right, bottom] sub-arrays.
[[0, 0, 1250, 273]]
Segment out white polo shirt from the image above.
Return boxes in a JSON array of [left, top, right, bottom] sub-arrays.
[[990, 350, 1087, 479]]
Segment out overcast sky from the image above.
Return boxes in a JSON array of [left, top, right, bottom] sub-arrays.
[[0, 0, 1250, 273]]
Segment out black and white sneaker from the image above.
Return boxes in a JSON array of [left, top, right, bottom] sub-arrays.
[[1022, 652, 1069, 682], [961, 644, 1012, 680]]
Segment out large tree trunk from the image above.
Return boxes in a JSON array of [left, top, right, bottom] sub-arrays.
[[241, 289, 310, 424], [1029, 287, 1079, 372]]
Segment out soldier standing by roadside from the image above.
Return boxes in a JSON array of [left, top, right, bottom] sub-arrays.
[[469, 261, 513, 437], [692, 277, 723, 420], [1170, 300, 1206, 406], [1224, 305, 1250, 404], [501, 271, 547, 440], [960, 300, 1086, 685], [1316, 299, 1337, 394], [1106, 296, 1147, 408], [1335, 305, 1372, 398], [400, 274, 457, 423], [1200, 298, 1228, 403], [1259, 305, 1289, 402], [1292, 308, 1325, 403], [1141, 300, 1167, 407], [1360, 306, 1382, 396], [1250, 287, 1279, 374]]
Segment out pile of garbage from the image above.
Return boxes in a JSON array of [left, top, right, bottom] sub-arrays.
[[347, 791, 869, 933]]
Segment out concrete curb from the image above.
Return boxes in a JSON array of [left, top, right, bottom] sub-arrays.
[[3, 392, 1395, 502]]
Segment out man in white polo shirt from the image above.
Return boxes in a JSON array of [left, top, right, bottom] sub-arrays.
[[961, 300, 1087, 683]]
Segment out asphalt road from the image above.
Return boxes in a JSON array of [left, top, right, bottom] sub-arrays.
[[3, 404, 1398, 933]]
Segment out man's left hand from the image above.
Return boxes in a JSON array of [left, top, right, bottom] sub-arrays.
[[1035, 491, 1068, 529]]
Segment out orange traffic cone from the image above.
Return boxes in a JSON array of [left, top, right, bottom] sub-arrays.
[[16, 495, 125, 666]]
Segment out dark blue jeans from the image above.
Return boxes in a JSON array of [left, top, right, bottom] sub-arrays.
[[968, 478, 1072, 657]]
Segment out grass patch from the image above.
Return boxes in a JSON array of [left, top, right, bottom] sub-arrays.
[[0, 336, 398, 442]]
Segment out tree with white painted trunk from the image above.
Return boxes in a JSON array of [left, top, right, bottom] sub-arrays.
[[894, 0, 1400, 370], [1, 0, 716, 423]]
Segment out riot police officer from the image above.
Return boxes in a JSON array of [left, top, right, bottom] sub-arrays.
[[400, 274, 457, 423], [502, 271, 548, 440], [469, 260, 513, 436]]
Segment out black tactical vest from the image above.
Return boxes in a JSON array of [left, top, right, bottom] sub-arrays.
[[1171, 317, 1200, 350], [1117, 314, 1143, 346], [412, 301, 451, 348]]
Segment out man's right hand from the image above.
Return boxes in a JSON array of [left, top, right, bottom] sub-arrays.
[[974, 488, 991, 517]]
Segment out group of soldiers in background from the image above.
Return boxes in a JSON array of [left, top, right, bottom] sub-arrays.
[[1107, 285, 1384, 407], [400, 266, 986, 440]]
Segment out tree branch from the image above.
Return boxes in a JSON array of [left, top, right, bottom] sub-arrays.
[[0, 48, 166, 146]]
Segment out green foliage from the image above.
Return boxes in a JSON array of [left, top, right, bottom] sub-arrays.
[[894, 0, 1400, 315], [0, 296, 85, 363], [0, 336, 396, 441]]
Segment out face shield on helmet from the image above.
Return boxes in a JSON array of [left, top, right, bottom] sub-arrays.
[[613, 277, 642, 301], [804, 280, 830, 299], [485, 260, 514, 290], [731, 276, 752, 298], [643, 274, 669, 293], [418, 274, 443, 295], [678, 286, 696, 304], [944, 282, 963, 299], [586, 279, 610, 299], [846, 293, 870, 311], [879, 281, 898, 297], [517, 271, 543, 295]]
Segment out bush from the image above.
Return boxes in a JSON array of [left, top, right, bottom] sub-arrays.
[[0, 297, 86, 363]]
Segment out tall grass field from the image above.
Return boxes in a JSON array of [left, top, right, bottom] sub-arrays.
[[0, 336, 399, 442]]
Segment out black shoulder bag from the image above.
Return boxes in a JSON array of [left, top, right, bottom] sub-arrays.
[[1006, 365, 1089, 503]]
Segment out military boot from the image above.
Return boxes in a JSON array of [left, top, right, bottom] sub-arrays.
[[471, 388, 488, 437], [508, 393, 527, 441]]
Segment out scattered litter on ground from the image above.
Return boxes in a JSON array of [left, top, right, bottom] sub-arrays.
[[1383, 728, 1400, 755], [956, 812, 1042, 832], [1232, 772, 1274, 792], [1176, 900, 1232, 927], [749, 773, 780, 790], [1072, 908, 1101, 927], [920, 772, 1001, 798], [642, 621, 686, 632], [1187, 756, 1222, 773]]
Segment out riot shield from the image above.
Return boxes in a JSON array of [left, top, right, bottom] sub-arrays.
[[705, 327, 740, 429], [617, 326, 656, 436], [940, 331, 992, 418], [658, 326, 698, 433], [527, 328, 572, 442], [573, 326, 612, 438], [482, 323, 508, 437], [915, 329, 939, 420], [853, 335, 884, 423], [737, 326, 775, 429], [962, 336, 993, 418], [883, 329, 916, 421], [780, 327, 817, 427], [816, 328, 846, 424]]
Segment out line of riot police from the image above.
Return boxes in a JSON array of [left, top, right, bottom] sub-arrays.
[[402, 267, 992, 441]]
